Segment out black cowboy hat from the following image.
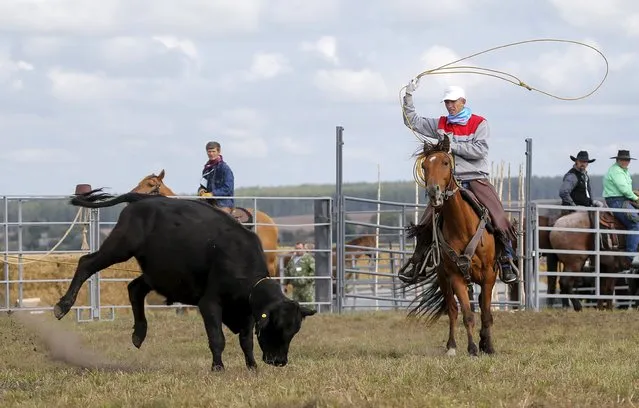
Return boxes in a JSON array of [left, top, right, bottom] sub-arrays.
[[570, 150, 595, 163], [610, 149, 636, 160]]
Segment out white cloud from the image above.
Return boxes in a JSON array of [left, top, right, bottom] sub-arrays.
[[547, 0, 639, 36], [153, 35, 201, 76], [537, 104, 639, 116], [20, 36, 68, 58], [418, 46, 489, 90], [267, 0, 340, 24], [47, 68, 131, 102], [1, 148, 76, 164], [301, 36, 339, 65], [245, 52, 292, 81], [0, 51, 34, 84], [524, 39, 611, 96], [313, 69, 390, 102], [199, 109, 269, 158], [0, 0, 263, 36], [152, 36, 199, 61], [275, 137, 312, 155], [381, 0, 492, 21], [99, 37, 159, 64]]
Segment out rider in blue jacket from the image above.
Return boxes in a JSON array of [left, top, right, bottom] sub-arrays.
[[198, 141, 235, 213]]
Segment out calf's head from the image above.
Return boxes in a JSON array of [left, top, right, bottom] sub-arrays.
[[255, 300, 316, 367]]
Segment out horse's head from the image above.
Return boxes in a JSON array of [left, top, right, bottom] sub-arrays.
[[416, 135, 457, 209], [130, 170, 175, 196]]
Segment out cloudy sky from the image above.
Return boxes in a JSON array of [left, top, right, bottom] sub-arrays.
[[1, 0, 638, 196]]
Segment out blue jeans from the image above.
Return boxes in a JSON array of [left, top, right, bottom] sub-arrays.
[[605, 197, 639, 260]]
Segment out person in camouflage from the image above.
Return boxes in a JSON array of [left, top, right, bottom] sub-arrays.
[[284, 242, 316, 304]]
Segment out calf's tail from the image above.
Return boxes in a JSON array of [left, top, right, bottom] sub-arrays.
[[70, 188, 159, 209]]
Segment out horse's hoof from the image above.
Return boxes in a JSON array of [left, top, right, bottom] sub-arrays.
[[53, 303, 67, 320], [445, 348, 456, 357]]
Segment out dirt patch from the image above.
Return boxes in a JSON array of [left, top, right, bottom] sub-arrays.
[[10, 311, 138, 372]]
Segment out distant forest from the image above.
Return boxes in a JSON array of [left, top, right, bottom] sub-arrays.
[[2, 174, 638, 250]]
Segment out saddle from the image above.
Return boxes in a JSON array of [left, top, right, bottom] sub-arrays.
[[459, 188, 496, 234], [589, 210, 627, 251], [230, 207, 255, 230]]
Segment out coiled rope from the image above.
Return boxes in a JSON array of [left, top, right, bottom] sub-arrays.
[[400, 38, 610, 146]]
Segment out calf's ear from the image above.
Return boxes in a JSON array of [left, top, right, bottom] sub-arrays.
[[300, 306, 317, 319]]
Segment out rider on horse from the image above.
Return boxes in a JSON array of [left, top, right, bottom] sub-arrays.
[[398, 81, 519, 285], [558, 151, 604, 270], [603, 149, 639, 269], [198, 141, 235, 214]]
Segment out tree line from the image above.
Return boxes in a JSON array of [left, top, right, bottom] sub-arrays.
[[2, 174, 637, 251]]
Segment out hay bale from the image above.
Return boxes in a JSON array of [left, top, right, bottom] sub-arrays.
[[0, 253, 168, 308]]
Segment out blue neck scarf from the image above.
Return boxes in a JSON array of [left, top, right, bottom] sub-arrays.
[[447, 107, 472, 125]]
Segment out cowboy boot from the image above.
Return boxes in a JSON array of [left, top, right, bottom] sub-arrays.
[[498, 241, 519, 284]]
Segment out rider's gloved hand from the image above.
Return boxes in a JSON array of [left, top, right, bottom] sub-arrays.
[[405, 78, 420, 94]]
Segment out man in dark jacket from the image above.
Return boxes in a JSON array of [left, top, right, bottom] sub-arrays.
[[558, 150, 603, 272], [198, 141, 235, 213], [559, 151, 602, 208]]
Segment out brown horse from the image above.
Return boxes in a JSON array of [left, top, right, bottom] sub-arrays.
[[401, 136, 499, 357], [337, 235, 377, 275], [548, 210, 628, 311], [130, 170, 280, 278]]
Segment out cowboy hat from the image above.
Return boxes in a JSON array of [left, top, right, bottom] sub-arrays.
[[610, 149, 636, 160], [570, 150, 595, 163]]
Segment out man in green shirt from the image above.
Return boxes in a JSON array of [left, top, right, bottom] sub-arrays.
[[603, 149, 639, 268]]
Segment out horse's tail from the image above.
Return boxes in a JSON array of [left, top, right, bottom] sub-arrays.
[[70, 188, 159, 209]]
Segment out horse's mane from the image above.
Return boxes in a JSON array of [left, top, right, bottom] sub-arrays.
[[412, 135, 451, 160]]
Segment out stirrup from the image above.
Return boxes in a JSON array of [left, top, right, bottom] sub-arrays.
[[398, 259, 436, 284], [499, 258, 520, 284]]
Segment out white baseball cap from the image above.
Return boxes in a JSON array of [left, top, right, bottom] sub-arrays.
[[441, 86, 466, 102]]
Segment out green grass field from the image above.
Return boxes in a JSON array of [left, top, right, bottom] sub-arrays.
[[2, 308, 639, 408]]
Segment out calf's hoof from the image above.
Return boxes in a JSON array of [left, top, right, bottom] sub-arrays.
[[132, 333, 145, 349], [53, 303, 69, 320], [211, 364, 225, 372]]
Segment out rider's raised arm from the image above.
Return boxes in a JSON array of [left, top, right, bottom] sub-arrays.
[[450, 120, 489, 160], [402, 93, 438, 139]]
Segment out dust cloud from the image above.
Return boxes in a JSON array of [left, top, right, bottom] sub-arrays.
[[11, 311, 139, 372]]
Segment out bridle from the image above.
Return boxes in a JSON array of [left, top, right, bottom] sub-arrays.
[[147, 178, 163, 195], [420, 150, 460, 207]]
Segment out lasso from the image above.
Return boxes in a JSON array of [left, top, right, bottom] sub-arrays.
[[401, 38, 610, 187]]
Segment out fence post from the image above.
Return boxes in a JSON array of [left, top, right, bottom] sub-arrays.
[[524, 138, 535, 310], [89, 208, 101, 320], [314, 199, 332, 313], [335, 126, 345, 314], [3, 196, 9, 311]]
